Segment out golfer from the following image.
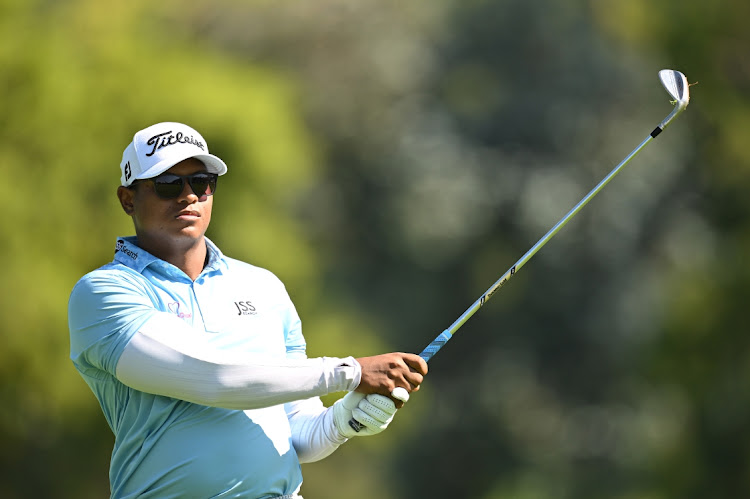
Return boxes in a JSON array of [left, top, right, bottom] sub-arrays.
[[68, 122, 428, 498]]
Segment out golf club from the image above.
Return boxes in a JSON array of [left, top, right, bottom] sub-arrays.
[[348, 69, 691, 432], [417, 69, 690, 362]]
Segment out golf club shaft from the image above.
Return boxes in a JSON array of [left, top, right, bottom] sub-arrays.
[[350, 127, 666, 433], [418, 106, 686, 363]]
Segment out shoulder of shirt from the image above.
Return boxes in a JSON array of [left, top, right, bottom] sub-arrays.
[[220, 255, 287, 287], [70, 261, 149, 294]]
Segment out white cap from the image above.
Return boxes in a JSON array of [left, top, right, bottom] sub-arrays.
[[120, 122, 228, 186]]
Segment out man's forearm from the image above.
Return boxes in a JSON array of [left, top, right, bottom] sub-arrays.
[[116, 328, 360, 410]]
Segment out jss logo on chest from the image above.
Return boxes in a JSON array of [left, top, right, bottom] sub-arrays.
[[234, 301, 257, 315]]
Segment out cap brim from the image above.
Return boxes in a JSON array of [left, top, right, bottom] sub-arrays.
[[192, 154, 228, 176], [135, 152, 228, 181]]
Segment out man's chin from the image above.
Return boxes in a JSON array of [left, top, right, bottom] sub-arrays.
[[175, 227, 207, 240]]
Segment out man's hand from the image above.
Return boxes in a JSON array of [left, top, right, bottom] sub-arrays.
[[332, 388, 409, 439], [355, 353, 428, 408]]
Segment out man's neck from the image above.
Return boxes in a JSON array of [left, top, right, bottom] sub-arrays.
[[137, 236, 208, 281]]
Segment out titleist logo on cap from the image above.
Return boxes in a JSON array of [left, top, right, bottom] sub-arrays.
[[145, 131, 206, 157], [119, 122, 228, 187]]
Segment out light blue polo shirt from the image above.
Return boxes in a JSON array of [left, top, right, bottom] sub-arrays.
[[69, 236, 307, 498]]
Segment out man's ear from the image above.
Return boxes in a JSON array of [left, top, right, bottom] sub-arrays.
[[117, 186, 135, 215]]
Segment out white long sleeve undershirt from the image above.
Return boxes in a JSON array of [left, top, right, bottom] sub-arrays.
[[115, 313, 361, 410]]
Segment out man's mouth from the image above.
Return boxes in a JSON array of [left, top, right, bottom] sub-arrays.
[[177, 210, 200, 220]]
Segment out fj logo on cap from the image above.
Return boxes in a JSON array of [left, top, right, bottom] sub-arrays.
[[124, 161, 132, 181], [145, 130, 206, 157]]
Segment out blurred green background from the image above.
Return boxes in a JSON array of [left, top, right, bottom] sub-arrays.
[[2, 0, 749, 497]]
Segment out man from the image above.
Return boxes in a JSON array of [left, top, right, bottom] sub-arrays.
[[68, 122, 428, 498]]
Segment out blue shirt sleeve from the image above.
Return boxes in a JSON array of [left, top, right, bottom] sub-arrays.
[[68, 268, 157, 378], [280, 286, 307, 360]]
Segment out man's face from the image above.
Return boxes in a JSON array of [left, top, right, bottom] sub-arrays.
[[118, 158, 214, 251]]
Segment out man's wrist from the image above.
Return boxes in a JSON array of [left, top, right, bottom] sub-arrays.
[[324, 356, 361, 392], [325, 404, 350, 444]]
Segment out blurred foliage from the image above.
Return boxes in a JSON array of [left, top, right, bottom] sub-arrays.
[[1, 0, 749, 498]]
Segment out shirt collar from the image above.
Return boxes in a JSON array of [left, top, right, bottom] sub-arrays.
[[203, 236, 227, 273], [113, 236, 228, 276]]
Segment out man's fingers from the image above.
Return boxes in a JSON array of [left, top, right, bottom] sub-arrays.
[[351, 394, 398, 431], [355, 352, 428, 399], [403, 354, 428, 375], [341, 390, 366, 410], [364, 394, 397, 417], [406, 371, 424, 387]]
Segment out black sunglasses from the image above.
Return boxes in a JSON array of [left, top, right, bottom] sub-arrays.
[[133, 172, 218, 200]]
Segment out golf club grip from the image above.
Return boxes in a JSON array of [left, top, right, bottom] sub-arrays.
[[418, 330, 452, 363], [348, 326, 473, 432]]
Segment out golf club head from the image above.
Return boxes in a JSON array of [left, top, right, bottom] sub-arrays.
[[659, 69, 690, 109]]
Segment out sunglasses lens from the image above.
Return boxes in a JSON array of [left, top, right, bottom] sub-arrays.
[[148, 173, 218, 199], [188, 174, 217, 197], [152, 175, 185, 199]]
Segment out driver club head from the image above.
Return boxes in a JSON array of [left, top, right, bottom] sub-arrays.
[[659, 69, 690, 110]]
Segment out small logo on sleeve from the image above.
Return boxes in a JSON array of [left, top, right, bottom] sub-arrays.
[[234, 301, 257, 316]]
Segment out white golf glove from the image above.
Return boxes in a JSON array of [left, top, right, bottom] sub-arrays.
[[333, 387, 410, 439]]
